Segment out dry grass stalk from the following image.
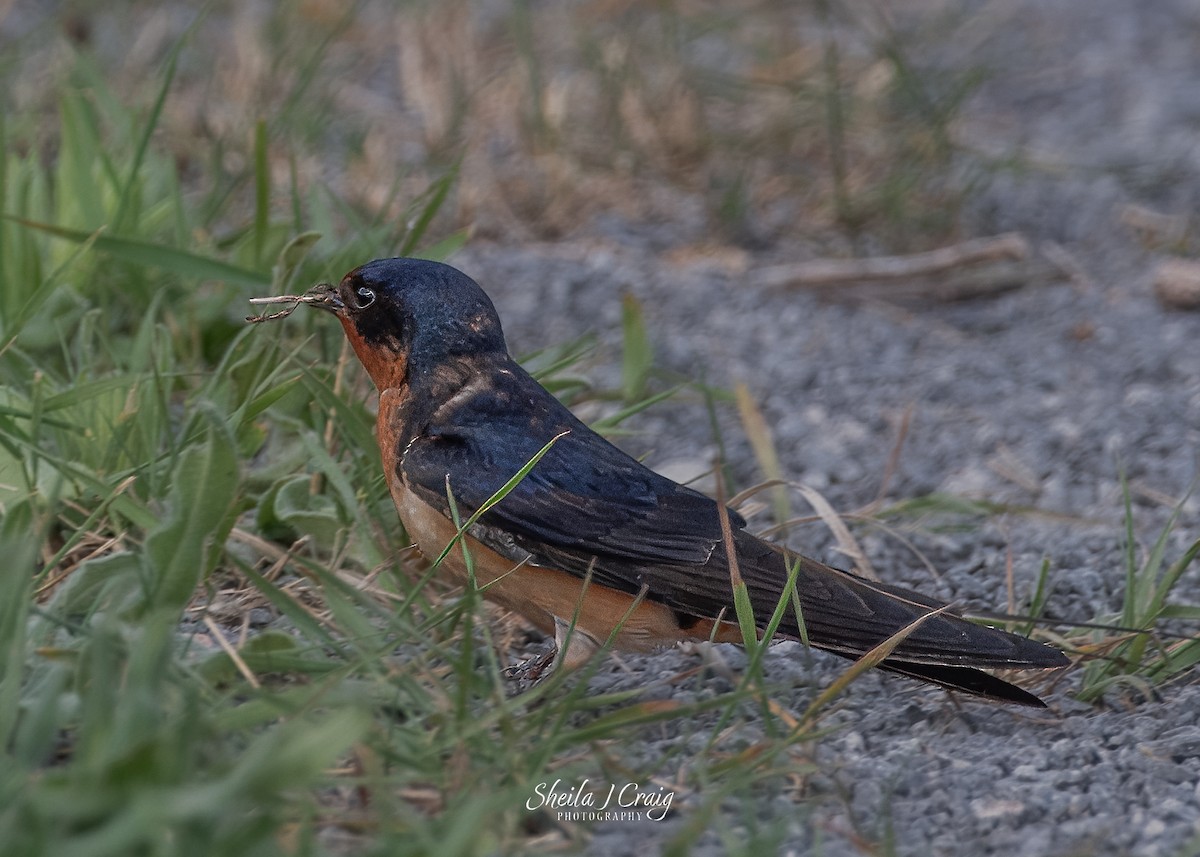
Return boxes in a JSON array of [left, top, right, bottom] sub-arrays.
[[245, 285, 335, 323]]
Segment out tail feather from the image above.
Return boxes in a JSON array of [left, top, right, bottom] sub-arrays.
[[875, 661, 1051, 707], [732, 532, 1068, 705]]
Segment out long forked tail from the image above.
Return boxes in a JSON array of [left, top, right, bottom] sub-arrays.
[[874, 661, 1054, 708], [733, 532, 1069, 706]]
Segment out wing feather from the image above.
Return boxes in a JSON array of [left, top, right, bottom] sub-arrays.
[[399, 375, 1065, 673]]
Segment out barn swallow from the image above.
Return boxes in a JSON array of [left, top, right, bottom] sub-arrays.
[[306, 257, 1068, 706]]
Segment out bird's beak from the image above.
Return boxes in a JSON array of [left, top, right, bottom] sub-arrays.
[[246, 283, 343, 324], [305, 282, 344, 314]]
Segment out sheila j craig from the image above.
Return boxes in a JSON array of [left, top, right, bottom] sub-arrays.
[[526, 778, 675, 821]]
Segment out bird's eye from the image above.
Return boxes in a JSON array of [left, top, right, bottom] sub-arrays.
[[355, 286, 376, 309]]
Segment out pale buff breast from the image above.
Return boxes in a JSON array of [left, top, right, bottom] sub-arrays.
[[374, 388, 740, 663]]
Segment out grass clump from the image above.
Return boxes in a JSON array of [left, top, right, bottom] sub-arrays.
[[1073, 483, 1200, 703], [0, 26, 829, 857]]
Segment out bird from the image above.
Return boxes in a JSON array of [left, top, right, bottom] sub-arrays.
[[304, 256, 1068, 706]]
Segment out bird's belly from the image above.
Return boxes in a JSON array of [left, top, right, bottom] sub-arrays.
[[390, 475, 697, 647]]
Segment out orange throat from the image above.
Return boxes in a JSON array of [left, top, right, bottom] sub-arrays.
[[338, 315, 408, 390]]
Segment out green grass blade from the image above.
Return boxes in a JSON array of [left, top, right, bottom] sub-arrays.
[[253, 120, 269, 267], [0, 508, 39, 746], [431, 430, 569, 568], [143, 408, 239, 611], [3, 217, 270, 286], [398, 163, 459, 257], [111, 28, 185, 233], [589, 384, 684, 431], [621, 293, 652, 402]]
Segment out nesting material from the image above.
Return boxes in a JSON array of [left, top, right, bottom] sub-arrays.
[[245, 283, 335, 323]]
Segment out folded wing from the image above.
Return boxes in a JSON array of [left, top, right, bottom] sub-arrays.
[[400, 370, 1066, 703]]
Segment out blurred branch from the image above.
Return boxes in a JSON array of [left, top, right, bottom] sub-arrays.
[[751, 232, 1030, 288]]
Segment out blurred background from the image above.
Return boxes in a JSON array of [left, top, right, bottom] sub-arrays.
[[2, 0, 1073, 257], [7, 0, 1199, 275], [3, 2, 1200, 856]]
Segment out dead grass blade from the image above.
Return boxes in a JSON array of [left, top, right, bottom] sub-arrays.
[[801, 605, 951, 726]]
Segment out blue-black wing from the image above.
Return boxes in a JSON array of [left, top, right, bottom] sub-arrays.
[[399, 365, 1067, 691]]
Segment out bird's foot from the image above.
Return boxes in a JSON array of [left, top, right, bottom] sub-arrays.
[[502, 648, 558, 694]]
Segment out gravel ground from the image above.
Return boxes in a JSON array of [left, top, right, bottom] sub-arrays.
[[12, 0, 1197, 853], [450, 3, 1200, 854]]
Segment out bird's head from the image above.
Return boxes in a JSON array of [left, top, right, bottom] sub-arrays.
[[313, 257, 508, 390]]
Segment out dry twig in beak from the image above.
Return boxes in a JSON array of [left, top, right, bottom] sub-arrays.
[[245, 284, 335, 323]]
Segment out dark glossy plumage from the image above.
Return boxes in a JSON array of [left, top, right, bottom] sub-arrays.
[[334, 258, 1069, 706]]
